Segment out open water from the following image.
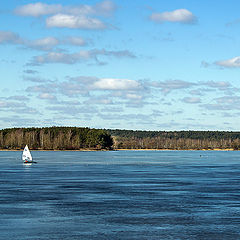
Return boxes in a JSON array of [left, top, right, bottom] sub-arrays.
[[1, 150, 240, 239]]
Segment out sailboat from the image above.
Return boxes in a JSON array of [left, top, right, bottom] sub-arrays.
[[22, 145, 35, 164]]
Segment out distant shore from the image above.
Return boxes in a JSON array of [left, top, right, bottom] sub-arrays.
[[116, 148, 235, 151], [0, 149, 107, 151], [0, 148, 236, 151]]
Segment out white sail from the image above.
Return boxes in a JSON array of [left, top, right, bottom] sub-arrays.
[[22, 145, 32, 162]]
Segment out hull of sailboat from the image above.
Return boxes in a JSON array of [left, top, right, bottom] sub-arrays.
[[23, 162, 33, 165], [23, 161, 37, 164]]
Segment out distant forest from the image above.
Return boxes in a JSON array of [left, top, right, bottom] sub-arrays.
[[1, 127, 240, 150], [108, 129, 240, 150], [0, 127, 113, 150]]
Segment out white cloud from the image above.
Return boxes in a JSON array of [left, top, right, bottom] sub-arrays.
[[151, 79, 195, 94], [204, 81, 231, 90], [29, 49, 135, 65], [150, 9, 196, 24], [0, 100, 22, 108], [46, 105, 97, 116], [182, 97, 201, 104], [98, 113, 152, 123], [15, 1, 116, 17], [216, 96, 240, 104], [0, 31, 89, 51], [125, 93, 143, 100], [215, 56, 240, 68], [23, 76, 49, 83], [84, 97, 113, 105], [15, 1, 116, 30], [26, 76, 146, 108], [0, 100, 38, 115], [66, 0, 116, 16], [7, 96, 29, 101], [23, 69, 39, 74], [38, 93, 56, 100], [58, 81, 90, 96], [15, 2, 62, 17], [202, 96, 240, 111], [30, 51, 91, 65], [95, 0, 117, 16], [46, 14, 106, 29], [27, 37, 59, 51], [92, 78, 140, 90], [0, 31, 22, 44], [26, 83, 57, 94], [65, 36, 86, 46]]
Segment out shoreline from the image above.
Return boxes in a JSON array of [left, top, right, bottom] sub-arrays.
[[116, 148, 235, 151], [0, 149, 107, 152], [0, 148, 236, 151]]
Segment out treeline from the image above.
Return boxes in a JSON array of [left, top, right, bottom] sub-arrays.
[[0, 127, 113, 150], [108, 129, 240, 150], [2, 127, 240, 151]]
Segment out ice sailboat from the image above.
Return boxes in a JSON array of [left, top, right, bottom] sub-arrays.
[[22, 145, 35, 164]]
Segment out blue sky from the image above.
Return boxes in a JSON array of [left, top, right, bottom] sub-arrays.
[[1, 0, 240, 130]]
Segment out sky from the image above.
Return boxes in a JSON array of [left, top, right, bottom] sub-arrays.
[[1, 0, 240, 131]]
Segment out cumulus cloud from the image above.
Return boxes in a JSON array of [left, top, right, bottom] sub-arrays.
[[215, 56, 240, 68], [150, 9, 196, 24], [15, 2, 62, 17], [215, 96, 240, 105], [92, 78, 140, 90], [15, 1, 116, 30], [94, 0, 117, 16], [29, 51, 91, 65], [23, 76, 50, 83], [203, 81, 231, 90], [84, 96, 113, 105], [202, 96, 240, 111], [28, 49, 136, 65], [7, 95, 29, 101], [26, 76, 146, 108], [46, 14, 107, 29], [23, 69, 39, 75], [0, 100, 38, 114], [15, 1, 116, 17], [0, 31, 89, 51], [0, 116, 39, 127], [58, 81, 90, 96], [27, 37, 59, 51], [182, 97, 201, 104], [64, 36, 86, 46], [0, 31, 22, 44], [38, 93, 57, 100], [46, 105, 97, 116], [101, 107, 123, 112], [151, 79, 195, 94], [26, 83, 58, 94], [0, 100, 22, 108], [61, 76, 143, 97], [98, 113, 152, 121]]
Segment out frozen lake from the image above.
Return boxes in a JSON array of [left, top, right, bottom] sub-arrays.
[[0, 150, 240, 239]]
